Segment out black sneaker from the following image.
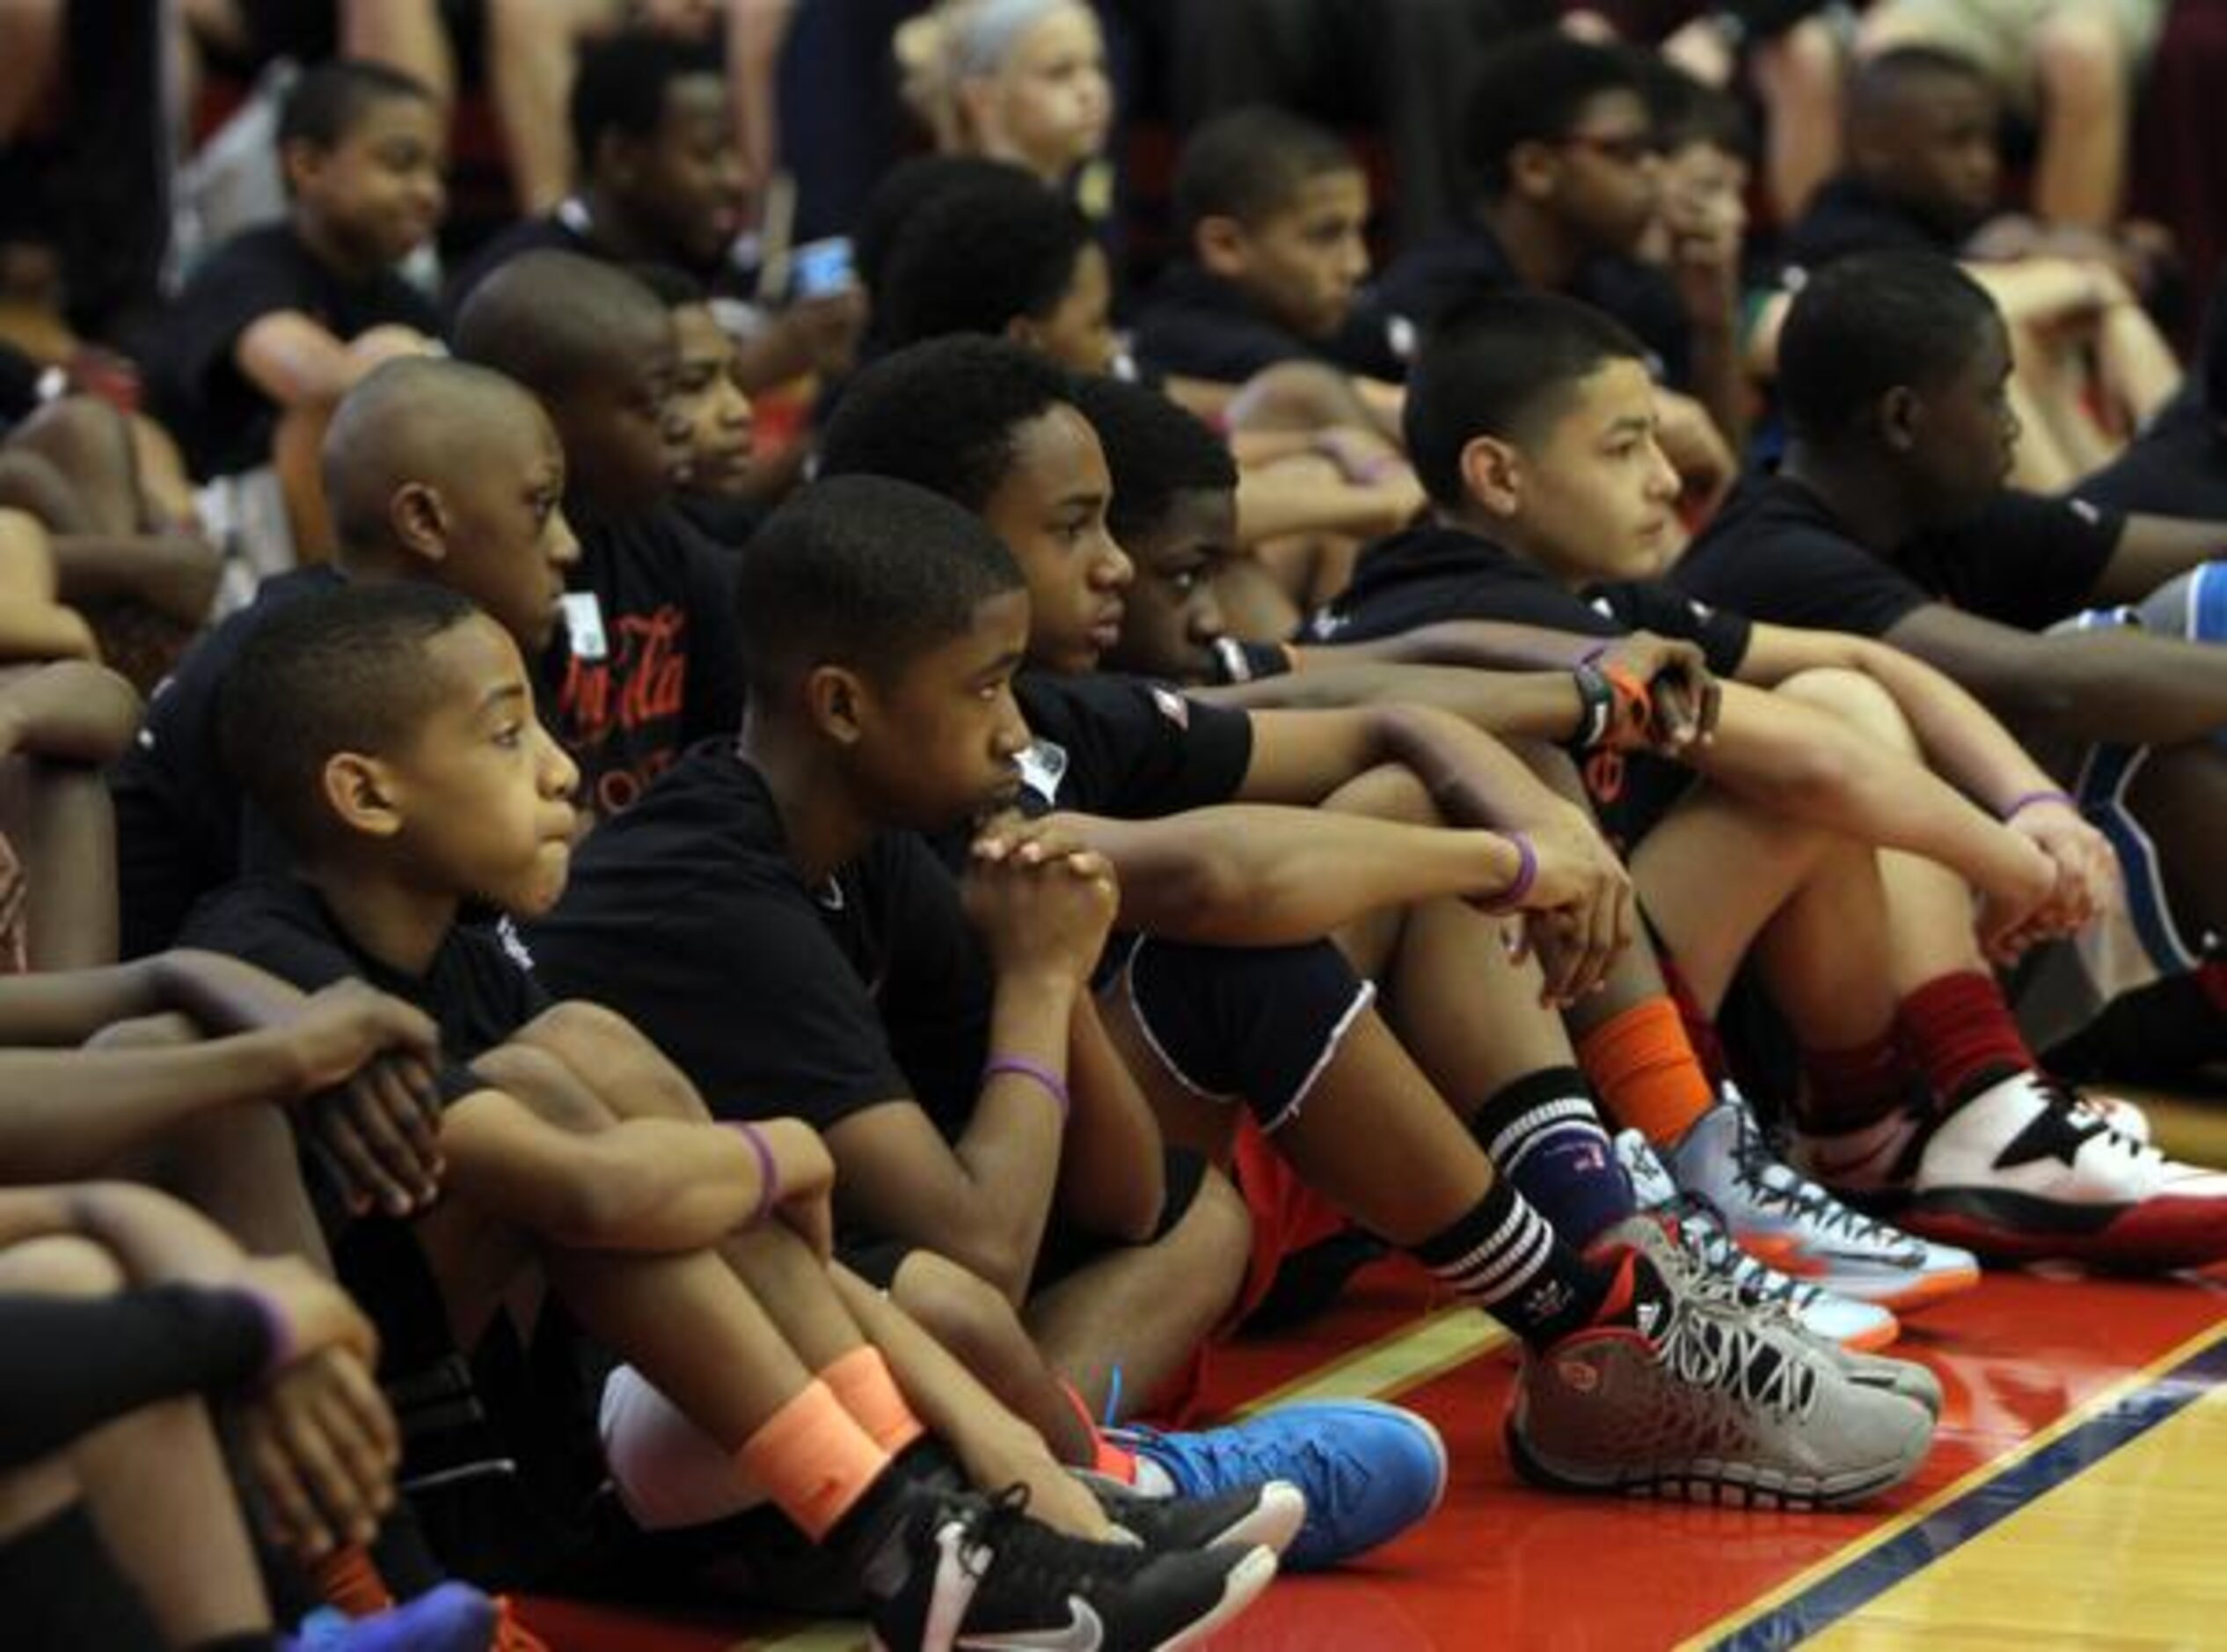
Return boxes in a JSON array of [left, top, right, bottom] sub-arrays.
[[1084, 1475, 1306, 1558], [862, 1486, 1278, 1652]]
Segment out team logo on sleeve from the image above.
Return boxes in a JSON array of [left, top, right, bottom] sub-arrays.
[[1150, 685, 1192, 728]]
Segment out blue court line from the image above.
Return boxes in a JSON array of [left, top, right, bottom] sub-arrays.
[[1708, 1327, 2227, 1650]]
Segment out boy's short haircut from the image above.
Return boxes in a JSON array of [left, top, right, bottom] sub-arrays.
[[216, 582, 482, 852], [321, 356, 544, 553], [452, 250, 666, 396], [1173, 106, 1358, 238], [1464, 32, 1647, 195], [855, 155, 1036, 298], [628, 262, 710, 309], [278, 58, 435, 151], [877, 176, 1094, 349], [1071, 376, 1238, 546], [816, 335, 1078, 514], [1640, 58, 1753, 162], [1405, 290, 1647, 510], [734, 473, 1024, 703], [1848, 44, 1992, 125], [1777, 251, 1997, 444], [568, 30, 722, 168]]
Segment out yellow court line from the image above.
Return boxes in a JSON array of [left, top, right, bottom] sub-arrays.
[[1234, 1303, 1510, 1415], [1676, 1315, 2227, 1651]]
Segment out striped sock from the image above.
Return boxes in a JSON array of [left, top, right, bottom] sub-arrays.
[[1409, 1178, 1611, 1346], [1471, 1068, 1633, 1246]]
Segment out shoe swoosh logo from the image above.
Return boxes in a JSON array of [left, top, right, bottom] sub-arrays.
[[960, 1598, 1105, 1650]]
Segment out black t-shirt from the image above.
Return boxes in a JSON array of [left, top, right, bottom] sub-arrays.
[[179, 874, 549, 1103], [1009, 672, 1255, 819], [1674, 475, 2124, 637], [548, 505, 747, 819], [1368, 223, 1693, 391], [519, 743, 993, 1137], [1774, 173, 1953, 282], [111, 566, 343, 959], [2074, 394, 2227, 523], [1313, 523, 1752, 847], [148, 223, 440, 479], [1129, 261, 1406, 385], [441, 212, 595, 331]]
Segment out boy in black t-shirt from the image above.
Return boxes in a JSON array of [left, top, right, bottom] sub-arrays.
[[453, 252, 746, 820], [1352, 267, 2227, 1269], [1369, 33, 1737, 500], [112, 357, 580, 960], [1679, 252, 2227, 1076], [810, 339, 1942, 1510], [148, 61, 446, 486], [186, 580, 1281, 1641], [1131, 108, 1405, 394]]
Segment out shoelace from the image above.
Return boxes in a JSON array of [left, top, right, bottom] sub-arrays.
[[1663, 1193, 1822, 1314], [2039, 1079, 2158, 1161], [1656, 1295, 1822, 1423], [956, 1485, 1156, 1595], [1728, 1105, 1921, 1253]]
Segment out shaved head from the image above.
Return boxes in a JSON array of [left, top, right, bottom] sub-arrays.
[[324, 358, 555, 558], [450, 250, 670, 398]]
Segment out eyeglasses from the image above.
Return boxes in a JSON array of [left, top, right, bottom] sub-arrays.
[[1557, 130, 1662, 167]]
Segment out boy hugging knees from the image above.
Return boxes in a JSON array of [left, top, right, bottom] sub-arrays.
[[184, 579, 1291, 1648]]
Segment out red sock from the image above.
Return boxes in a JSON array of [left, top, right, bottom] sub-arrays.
[[1059, 1381, 1139, 1482], [1799, 1029, 1908, 1132], [310, 1546, 393, 1618], [1899, 972, 2033, 1110], [1575, 998, 1716, 1146], [2196, 961, 2227, 1015]]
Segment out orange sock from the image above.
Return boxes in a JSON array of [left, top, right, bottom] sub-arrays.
[[734, 1380, 894, 1542], [310, 1545, 394, 1618], [821, 1345, 928, 1457], [1057, 1380, 1139, 1482], [1575, 998, 1715, 1147]]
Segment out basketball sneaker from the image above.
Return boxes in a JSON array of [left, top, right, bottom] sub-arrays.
[[1088, 1477, 1308, 1559], [1663, 1089, 1979, 1311], [1902, 1071, 2227, 1267], [862, 1485, 1277, 1652], [1107, 1400, 1447, 1574], [1507, 1245, 1935, 1510], [1792, 1085, 2150, 1205]]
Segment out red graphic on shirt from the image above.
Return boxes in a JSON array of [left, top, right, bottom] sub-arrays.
[[555, 605, 690, 816]]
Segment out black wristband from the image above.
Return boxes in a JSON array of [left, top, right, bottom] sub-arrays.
[[1566, 663, 1616, 753]]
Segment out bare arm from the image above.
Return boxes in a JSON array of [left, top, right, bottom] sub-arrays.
[[1056, 992, 1166, 1245], [234, 313, 430, 410], [47, 533, 223, 628], [0, 660, 142, 764], [2088, 514, 2227, 608], [1885, 601, 2227, 745], [1292, 618, 1617, 672], [1196, 659, 1588, 745]]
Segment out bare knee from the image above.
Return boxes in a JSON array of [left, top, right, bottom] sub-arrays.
[[891, 1252, 1032, 1377], [515, 998, 638, 1062], [1171, 1164, 1251, 1270], [0, 1234, 125, 1297], [1773, 666, 1915, 751]]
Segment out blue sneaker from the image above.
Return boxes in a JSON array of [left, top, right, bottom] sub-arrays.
[[1108, 1399, 1447, 1572], [288, 1583, 499, 1652]]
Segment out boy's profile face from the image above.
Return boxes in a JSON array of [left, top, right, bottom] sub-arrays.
[[1104, 486, 1238, 682], [551, 311, 691, 516], [1205, 166, 1371, 341], [843, 585, 1035, 830], [1856, 70, 1999, 238], [978, 404, 1134, 676], [1536, 91, 1661, 258], [1015, 241, 1116, 376], [288, 93, 448, 267], [610, 71, 748, 268], [670, 303, 755, 496], [426, 406, 579, 654], [1496, 355, 1681, 587], [1900, 316, 2019, 523], [378, 614, 580, 917]]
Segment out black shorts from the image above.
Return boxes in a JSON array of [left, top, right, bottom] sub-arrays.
[[839, 1144, 1212, 1292], [1117, 936, 1376, 1133]]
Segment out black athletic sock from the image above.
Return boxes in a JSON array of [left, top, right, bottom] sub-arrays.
[[1410, 1177, 1613, 1346], [1471, 1068, 1633, 1246]]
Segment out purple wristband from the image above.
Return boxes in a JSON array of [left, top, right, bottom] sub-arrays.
[[1484, 831, 1537, 914], [2004, 789, 2077, 820], [732, 1122, 779, 1227], [236, 1283, 298, 1384], [983, 1056, 1071, 1117]]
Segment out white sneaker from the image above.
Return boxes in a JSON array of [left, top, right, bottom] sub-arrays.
[[1613, 1130, 1902, 1352], [1907, 1072, 2227, 1268], [1665, 1090, 1979, 1312]]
